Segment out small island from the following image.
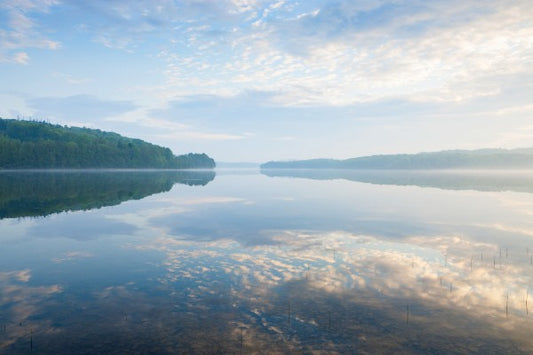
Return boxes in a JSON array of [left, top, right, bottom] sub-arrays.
[[0, 118, 215, 169], [261, 148, 533, 170]]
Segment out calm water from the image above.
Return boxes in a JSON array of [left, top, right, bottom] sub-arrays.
[[1, 169, 533, 354]]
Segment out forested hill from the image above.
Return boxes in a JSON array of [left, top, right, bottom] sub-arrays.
[[261, 148, 533, 170], [0, 118, 215, 169]]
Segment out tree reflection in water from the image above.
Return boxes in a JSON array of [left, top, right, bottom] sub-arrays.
[[1, 170, 533, 353]]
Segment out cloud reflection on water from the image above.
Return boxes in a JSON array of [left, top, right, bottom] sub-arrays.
[[133, 227, 533, 352], [0, 270, 62, 351], [2, 171, 533, 352], [27, 212, 139, 241]]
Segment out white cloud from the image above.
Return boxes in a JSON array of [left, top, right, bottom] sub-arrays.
[[2, 0, 532, 160], [158, 131, 247, 141], [229, 0, 261, 14], [0, 269, 31, 282], [12, 51, 29, 64], [0, 0, 61, 62], [27, 94, 138, 125], [8, 0, 531, 107], [51, 251, 94, 263], [495, 123, 533, 148], [155, 0, 533, 107]]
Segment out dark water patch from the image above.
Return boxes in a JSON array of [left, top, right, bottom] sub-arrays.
[[0, 170, 215, 219]]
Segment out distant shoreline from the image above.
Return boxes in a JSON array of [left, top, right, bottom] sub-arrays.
[[260, 148, 533, 170], [0, 168, 217, 172]]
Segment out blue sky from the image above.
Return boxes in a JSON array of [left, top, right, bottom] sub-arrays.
[[1, 0, 532, 162]]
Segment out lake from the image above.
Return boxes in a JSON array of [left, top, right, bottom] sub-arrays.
[[1, 169, 533, 354]]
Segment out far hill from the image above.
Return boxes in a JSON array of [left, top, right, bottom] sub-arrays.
[[261, 148, 533, 170], [0, 118, 215, 169]]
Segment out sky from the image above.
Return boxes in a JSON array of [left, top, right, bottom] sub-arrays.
[[0, 0, 532, 162]]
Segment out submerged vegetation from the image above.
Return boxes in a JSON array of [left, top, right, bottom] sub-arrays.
[[0, 118, 215, 169]]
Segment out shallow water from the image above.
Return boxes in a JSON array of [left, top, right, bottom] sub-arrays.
[[1, 169, 533, 354]]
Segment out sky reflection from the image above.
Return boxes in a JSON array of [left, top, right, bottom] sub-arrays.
[[1, 171, 533, 352], [132, 227, 533, 352]]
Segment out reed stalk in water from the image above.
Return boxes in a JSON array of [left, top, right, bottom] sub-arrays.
[[506, 292, 509, 319]]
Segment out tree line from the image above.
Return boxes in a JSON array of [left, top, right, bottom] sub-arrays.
[[0, 118, 215, 169], [261, 148, 533, 170]]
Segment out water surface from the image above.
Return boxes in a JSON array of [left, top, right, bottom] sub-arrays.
[[1, 169, 533, 353]]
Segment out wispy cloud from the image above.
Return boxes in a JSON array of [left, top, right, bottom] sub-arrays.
[[4, 0, 532, 107], [0, 0, 61, 63], [1, 0, 532, 159], [52, 72, 91, 85], [51, 251, 94, 264], [61, 0, 271, 50], [12, 51, 29, 64], [153, 0, 533, 106], [27, 94, 138, 126], [155, 131, 248, 141]]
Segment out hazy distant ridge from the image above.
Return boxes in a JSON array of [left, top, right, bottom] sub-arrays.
[[261, 148, 533, 169]]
